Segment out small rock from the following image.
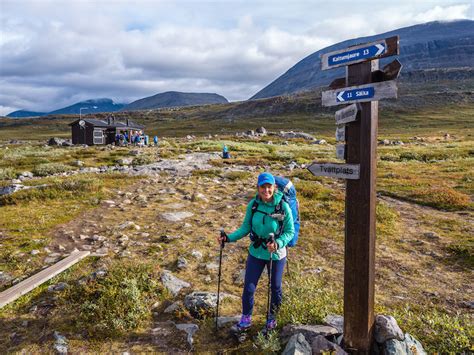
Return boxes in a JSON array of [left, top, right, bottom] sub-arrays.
[[81, 245, 92, 251], [48, 282, 68, 292], [159, 235, 180, 243], [184, 291, 235, 319], [311, 335, 347, 354], [233, 269, 246, 286], [161, 270, 191, 297], [256, 126, 267, 135], [31, 249, 40, 256], [175, 323, 199, 348], [177, 256, 188, 270], [423, 232, 440, 240], [164, 301, 182, 313], [280, 324, 339, 344], [118, 221, 140, 230], [53, 331, 68, 354], [44, 256, 60, 264], [191, 250, 203, 260], [0, 271, 13, 287], [72, 160, 84, 167], [282, 333, 312, 355], [94, 247, 109, 256], [216, 315, 240, 328], [91, 235, 106, 242]]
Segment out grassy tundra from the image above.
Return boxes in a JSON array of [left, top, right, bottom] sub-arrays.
[[0, 105, 473, 352]]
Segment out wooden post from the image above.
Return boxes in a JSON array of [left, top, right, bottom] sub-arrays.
[[343, 59, 379, 352]]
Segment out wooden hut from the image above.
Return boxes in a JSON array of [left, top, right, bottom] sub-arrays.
[[69, 117, 144, 145]]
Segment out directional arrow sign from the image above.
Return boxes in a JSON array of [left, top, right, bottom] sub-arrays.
[[336, 144, 346, 160], [321, 36, 399, 70], [335, 104, 359, 125], [336, 126, 346, 142], [307, 162, 360, 180], [322, 80, 398, 107]]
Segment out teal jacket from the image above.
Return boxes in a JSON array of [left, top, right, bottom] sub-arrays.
[[227, 190, 294, 260]]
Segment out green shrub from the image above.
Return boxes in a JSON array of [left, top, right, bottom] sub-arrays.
[[224, 171, 252, 181], [132, 154, 154, 166], [254, 330, 281, 352], [0, 177, 100, 205], [376, 201, 400, 237], [411, 186, 471, 210], [32, 163, 73, 176], [279, 272, 342, 325], [392, 307, 473, 353], [0, 167, 16, 180], [63, 261, 163, 337], [192, 169, 221, 178]]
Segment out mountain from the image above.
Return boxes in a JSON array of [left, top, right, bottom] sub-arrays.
[[6, 98, 126, 118], [6, 110, 47, 118], [48, 98, 126, 115], [251, 20, 474, 99], [123, 91, 228, 111]]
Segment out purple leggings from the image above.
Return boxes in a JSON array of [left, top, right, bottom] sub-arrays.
[[242, 253, 286, 316]]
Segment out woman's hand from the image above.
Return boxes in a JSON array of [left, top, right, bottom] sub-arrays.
[[267, 241, 278, 253], [217, 233, 227, 246]]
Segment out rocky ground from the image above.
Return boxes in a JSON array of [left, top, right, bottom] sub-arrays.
[[0, 136, 472, 353]]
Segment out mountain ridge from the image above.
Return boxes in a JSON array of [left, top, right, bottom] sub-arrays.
[[250, 20, 474, 100], [122, 91, 229, 111]]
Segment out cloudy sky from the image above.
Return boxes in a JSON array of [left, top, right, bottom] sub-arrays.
[[0, 0, 472, 115]]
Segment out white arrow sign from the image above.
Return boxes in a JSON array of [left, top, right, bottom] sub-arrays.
[[307, 162, 360, 180], [337, 92, 345, 102]]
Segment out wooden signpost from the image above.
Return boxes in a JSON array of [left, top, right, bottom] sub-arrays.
[[308, 35, 400, 352]]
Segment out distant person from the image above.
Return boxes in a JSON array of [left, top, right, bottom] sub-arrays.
[[223, 145, 230, 159], [154, 135, 158, 146], [124, 132, 129, 144], [115, 133, 120, 146]]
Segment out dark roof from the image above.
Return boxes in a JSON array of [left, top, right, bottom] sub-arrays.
[[69, 118, 144, 129]]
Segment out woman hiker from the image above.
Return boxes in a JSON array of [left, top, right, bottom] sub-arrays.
[[217, 172, 294, 332]]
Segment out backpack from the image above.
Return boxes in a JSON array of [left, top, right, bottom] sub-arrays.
[[249, 176, 300, 248]]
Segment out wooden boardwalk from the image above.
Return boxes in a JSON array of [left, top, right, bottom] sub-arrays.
[[0, 251, 90, 308]]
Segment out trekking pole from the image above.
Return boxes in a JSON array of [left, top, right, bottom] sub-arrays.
[[266, 233, 275, 328], [216, 229, 226, 331]]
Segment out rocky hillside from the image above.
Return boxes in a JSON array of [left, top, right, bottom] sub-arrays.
[[123, 91, 229, 111], [251, 20, 474, 99]]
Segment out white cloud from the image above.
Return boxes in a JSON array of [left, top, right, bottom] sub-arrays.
[[0, 0, 472, 115]]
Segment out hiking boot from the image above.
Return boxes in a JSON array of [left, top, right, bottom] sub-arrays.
[[265, 317, 277, 330], [236, 314, 252, 330]]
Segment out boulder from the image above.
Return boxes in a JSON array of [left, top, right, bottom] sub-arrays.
[[216, 315, 240, 328], [282, 333, 312, 355], [48, 137, 64, 146], [384, 338, 408, 355], [48, 282, 68, 292], [164, 301, 182, 314], [404, 333, 426, 355], [184, 291, 235, 319], [279, 131, 315, 140], [256, 126, 267, 135], [375, 315, 404, 343], [324, 314, 344, 333], [191, 250, 203, 260], [61, 140, 73, 147], [161, 211, 194, 222], [161, 270, 191, 297], [311, 335, 347, 354], [280, 324, 339, 344]]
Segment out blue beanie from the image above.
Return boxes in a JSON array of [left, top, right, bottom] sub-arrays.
[[257, 172, 275, 186]]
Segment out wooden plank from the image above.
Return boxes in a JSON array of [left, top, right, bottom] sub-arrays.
[[335, 126, 346, 142], [343, 60, 378, 352], [322, 80, 398, 107], [321, 36, 399, 70], [307, 162, 359, 179], [0, 251, 90, 308], [335, 103, 360, 125], [336, 144, 346, 160]]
